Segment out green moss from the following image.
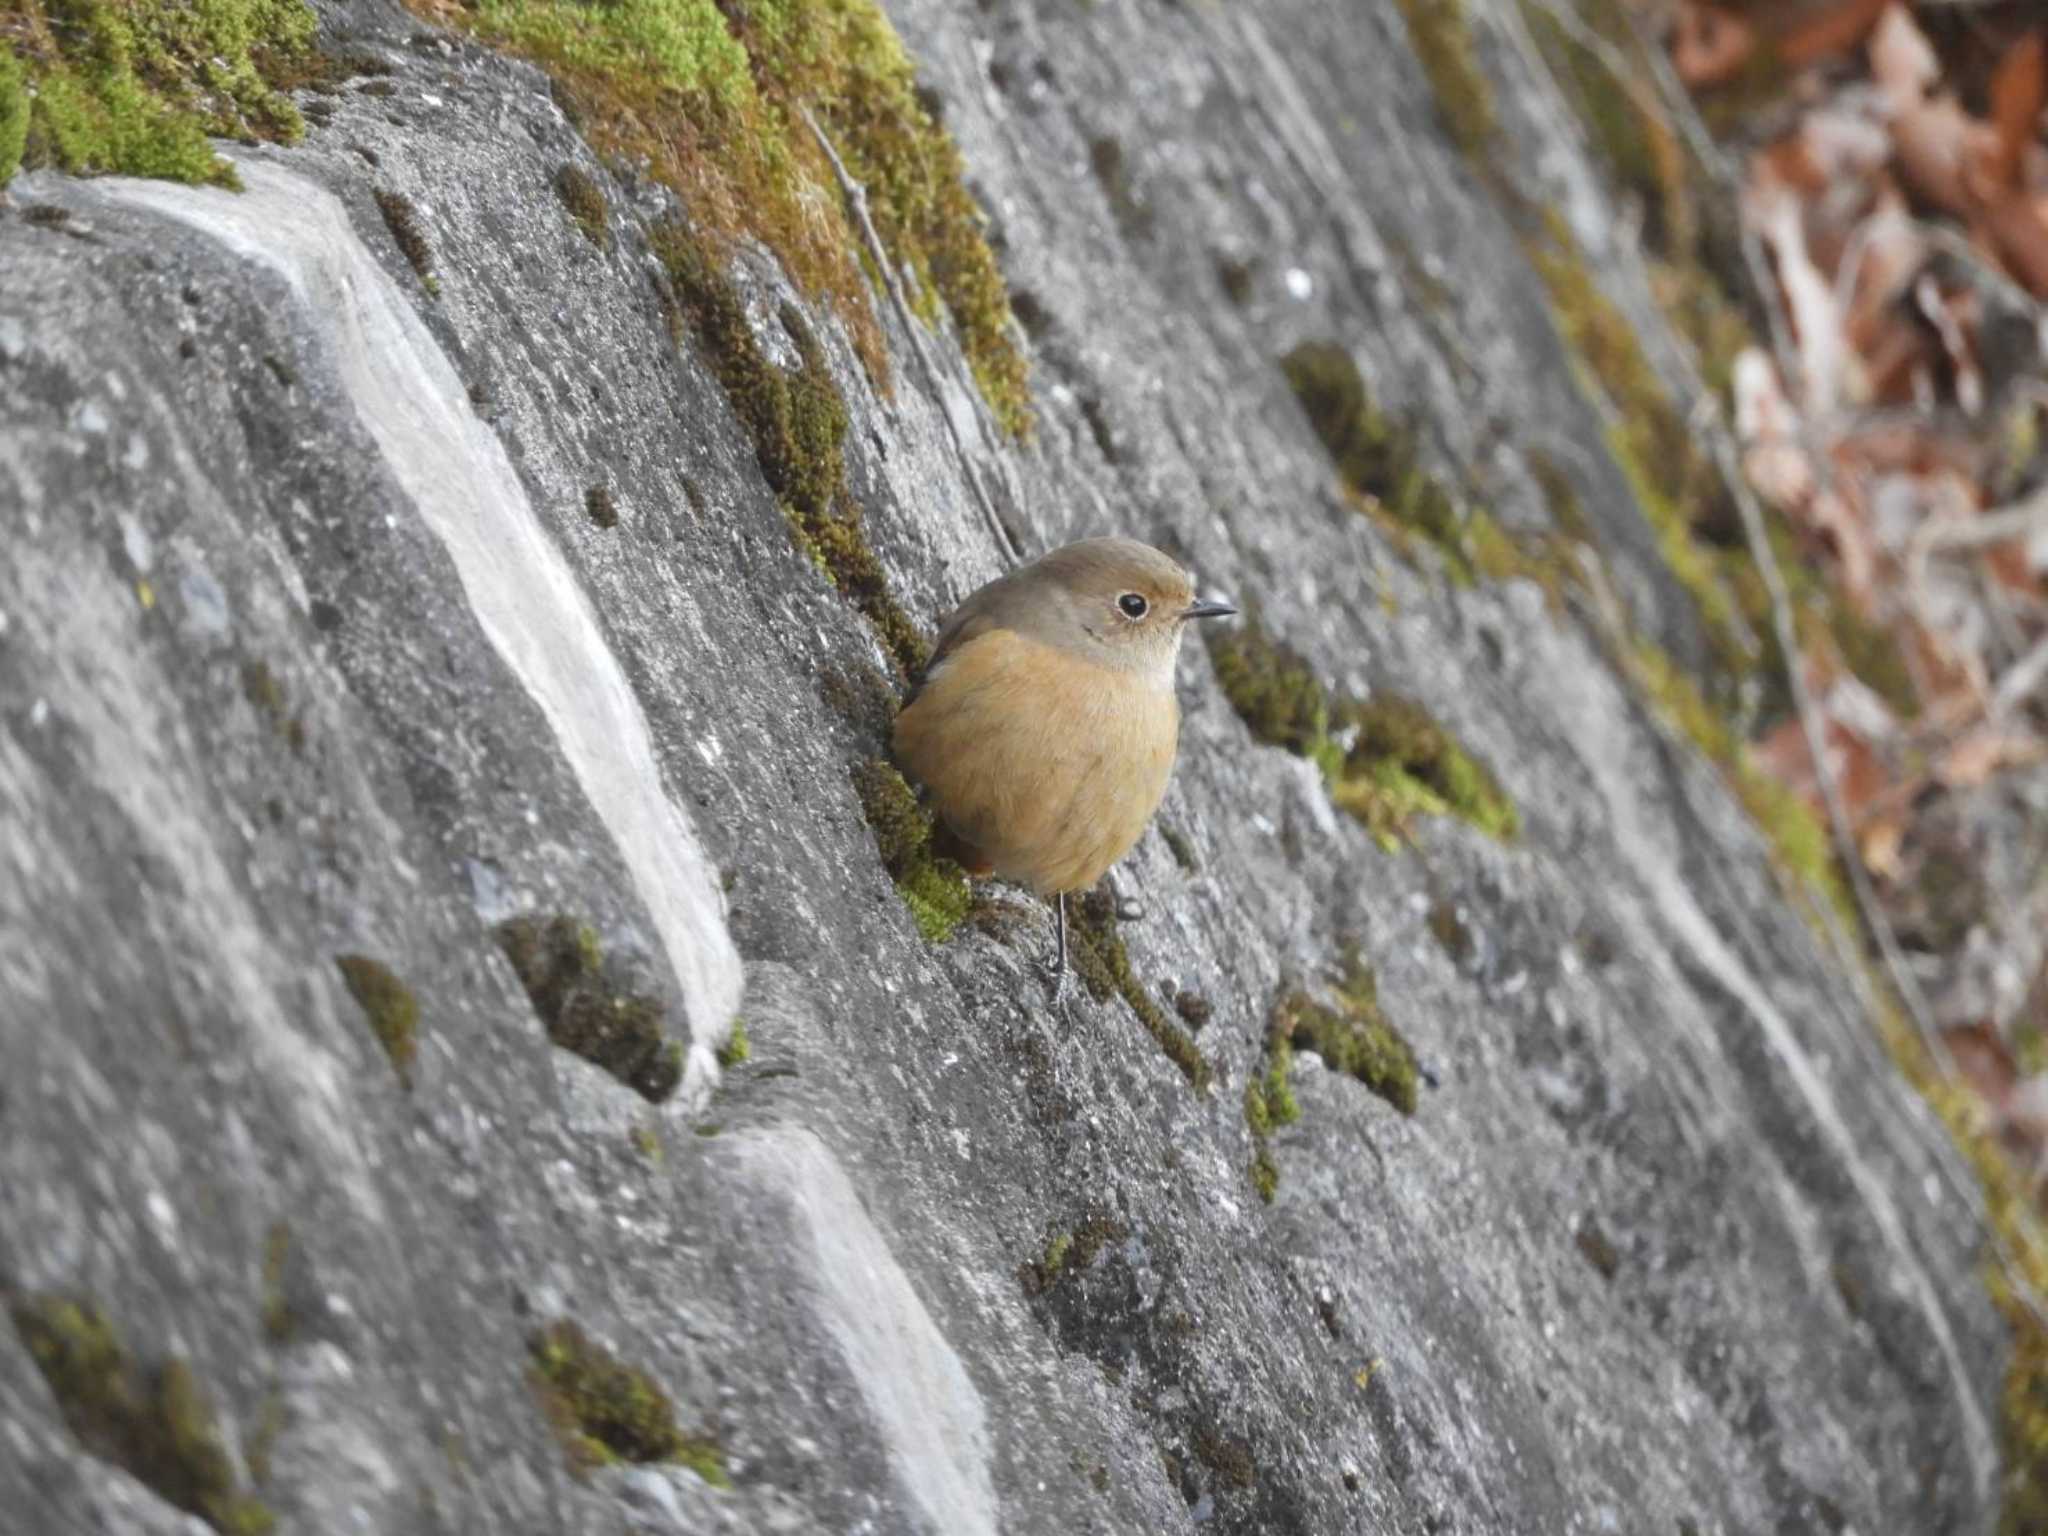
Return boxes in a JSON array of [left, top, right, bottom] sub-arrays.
[[11, 1295, 275, 1534], [1018, 1209, 1126, 1297], [1, 0, 314, 191], [1189, 1422, 1256, 1491], [436, 0, 1029, 434], [0, 44, 28, 185], [654, 222, 926, 677], [1282, 341, 1475, 582], [335, 954, 419, 1089], [526, 1320, 729, 1486], [259, 1221, 294, 1342], [494, 915, 683, 1101], [1245, 954, 1418, 1200], [850, 758, 972, 943], [1628, 641, 1851, 925], [715, 1018, 749, 1068], [1390, 0, 1497, 166], [1067, 885, 1212, 1091], [1206, 607, 1517, 846], [553, 162, 611, 248], [373, 189, 439, 295], [239, 658, 304, 752], [1160, 823, 1199, 874], [1520, 0, 1686, 253]]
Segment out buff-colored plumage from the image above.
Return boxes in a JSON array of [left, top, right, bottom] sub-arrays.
[[893, 537, 1231, 896]]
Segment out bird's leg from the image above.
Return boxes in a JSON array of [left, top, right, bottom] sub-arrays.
[[1105, 870, 1144, 923], [1048, 891, 1070, 1005]]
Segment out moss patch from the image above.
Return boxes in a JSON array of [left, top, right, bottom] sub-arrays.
[[1018, 1208, 1127, 1297], [850, 758, 971, 942], [584, 484, 619, 530], [1067, 884, 1212, 1091], [715, 1017, 749, 1068], [494, 915, 683, 1101], [435, 0, 1029, 434], [1389, 0, 1496, 166], [373, 188, 439, 295], [553, 162, 610, 248], [1206, 606, 1517, 846], [0, 0, 314, 190], [1245, 953, 1417, 1201], [526, 1319, 728, 1486], [1283, 340, 1580, 601], [335, 954, 419, 1089], [654, 221, 925, 677], [11, 1294, 275, 1534], [1628, 640, 1849, 925]]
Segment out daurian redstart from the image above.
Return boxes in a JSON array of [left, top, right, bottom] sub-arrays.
[[893, 537, 1236, 993]]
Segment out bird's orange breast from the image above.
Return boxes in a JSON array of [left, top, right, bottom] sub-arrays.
[[893, 629, 1179, 895]]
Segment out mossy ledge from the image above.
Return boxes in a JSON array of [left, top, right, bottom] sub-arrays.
[[850, 758, 971, 943], [494, 914, 683, 1101], [1067, 884, 1212, 1092], [1206, 606, 1518, 848], [654, 221, 926, 678], [1245, 954, 1418, 1202], [10, 1294, 275, 1534], [335, 953, 420, 1088], [0, 0, 315, 189], [427, 0, 1030, 434], [526, 1319, 728, 1486]]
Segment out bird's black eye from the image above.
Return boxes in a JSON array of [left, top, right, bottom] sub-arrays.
[[1117, 592, 1149, 619]]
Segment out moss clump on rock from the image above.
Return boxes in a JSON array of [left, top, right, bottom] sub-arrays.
[[654, 222, 926, 678], [1246, 953, 1418, 1201], [11, 1294, 275, 1534], [0, 0, 315, 190], [1205, 607, 1517, 847], [1067, 884, 1211, 1092], [1018, 1208, 1127, 1297], [438, 0, 1029, 434], [850, 758, 971, 943], [494, 915, 683, 1101], [373, 189, 439, 294], [335, 954, 419, 1088], [526, 1319, 728, 1486], [553, 162, 610, 248], [1282, 340, 1579, 601]]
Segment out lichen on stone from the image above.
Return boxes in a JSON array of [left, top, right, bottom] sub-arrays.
[[11, 1294, 276, 1534], [526, 1319, 729, 1485], [335, 954, 419, 1089], [494, 914, 683, 1101]]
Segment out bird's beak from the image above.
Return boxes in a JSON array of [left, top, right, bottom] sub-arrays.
[[1181, 597, 1238, 622]]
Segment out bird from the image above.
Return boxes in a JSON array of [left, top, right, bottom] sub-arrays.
[[892, 537, 1237, 996]]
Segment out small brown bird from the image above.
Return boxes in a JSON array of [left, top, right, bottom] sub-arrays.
[[893, 537, 1236, 992]]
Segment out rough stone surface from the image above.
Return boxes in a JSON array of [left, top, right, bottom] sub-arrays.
[[0, 0, 2009, 1532]]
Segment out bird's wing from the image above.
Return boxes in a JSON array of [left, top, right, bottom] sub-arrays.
[[903, 578, 1014, 708]]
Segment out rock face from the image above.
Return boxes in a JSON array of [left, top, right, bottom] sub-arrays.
[[0, 0, 2010, 1532]]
